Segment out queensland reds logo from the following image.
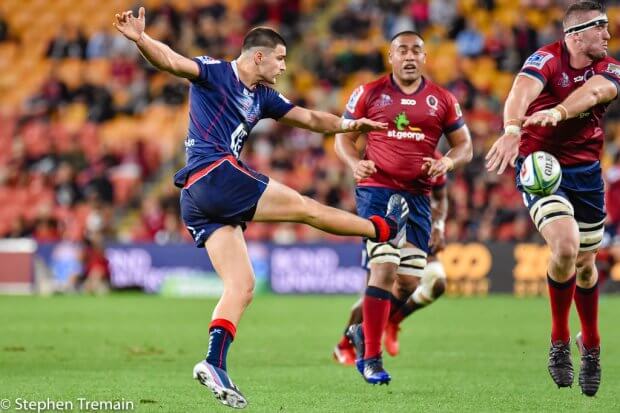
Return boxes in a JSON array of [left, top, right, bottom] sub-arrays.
[[426, 95, 438, 116]]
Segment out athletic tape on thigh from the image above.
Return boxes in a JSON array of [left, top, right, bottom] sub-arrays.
[[366, 240, 400, 265], [527, 194, 574, 231], [578, 218, 606, 251], [412, 260, 445, 304], [398, 247, 427, 277]]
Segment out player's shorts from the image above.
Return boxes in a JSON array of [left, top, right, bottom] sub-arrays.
[[515, 157, 606, 251], [175, 155, 269, 248], [356, 186, 431, 269]]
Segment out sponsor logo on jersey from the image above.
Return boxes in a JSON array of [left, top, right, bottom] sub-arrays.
[[197, 55, 221, 65], [388, 112, 425, 141], [426, 95, 438, 116], [346, 86, 364, 113], [605, 63, 620, 77], [523, 51, 553, 69], [557, 72, 570, 87], [379, 94, 392, 107], [574, 68, 594, 83], [400, 98, 416, 106]]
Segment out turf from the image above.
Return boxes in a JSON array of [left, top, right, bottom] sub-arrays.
[[1, 294, 619, 412]]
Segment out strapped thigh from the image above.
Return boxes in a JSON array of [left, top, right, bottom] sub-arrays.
[[398, 247, 427, 277], [578, 218, 605, 251]]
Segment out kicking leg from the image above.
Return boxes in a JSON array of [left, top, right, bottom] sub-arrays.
[[193, 225, 251, 409], [253, 178, 407, 244]]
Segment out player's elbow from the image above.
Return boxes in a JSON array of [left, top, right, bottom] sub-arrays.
[[589, 84, 616, 105]]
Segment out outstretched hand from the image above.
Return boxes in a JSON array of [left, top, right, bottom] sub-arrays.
[[113, 6, 146, 42], [485, 132, 520, 174], [348, 118, 388, 133]]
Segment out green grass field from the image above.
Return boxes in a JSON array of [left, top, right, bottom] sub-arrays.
[[1, 294, 619, 412]]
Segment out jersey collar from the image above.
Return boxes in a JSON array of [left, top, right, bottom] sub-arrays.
[[389, 74, 426, 96]]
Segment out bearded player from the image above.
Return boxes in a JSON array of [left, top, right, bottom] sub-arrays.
[[333, 151, 449, 365], [486, 1, 619, 397], [334, 31, 472, 384]]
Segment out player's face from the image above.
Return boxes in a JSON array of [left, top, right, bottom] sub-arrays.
[[389, 35, 426, 84], [574, 13, 611, 60], [256, 44, 287, 85]]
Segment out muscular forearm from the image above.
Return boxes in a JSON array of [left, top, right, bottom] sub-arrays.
[[557, 76, 617, 119], [309, 111, 346, 133], [503, 75, 545, 130], [136, 32, 182, 74], [444, 138, 472, 170]]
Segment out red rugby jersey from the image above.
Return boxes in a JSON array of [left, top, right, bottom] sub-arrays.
[[344, 75, 464, 195], [518, 41, 620, 165]]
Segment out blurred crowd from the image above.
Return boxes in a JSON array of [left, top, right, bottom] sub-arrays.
[[0, 0, 619, 263]]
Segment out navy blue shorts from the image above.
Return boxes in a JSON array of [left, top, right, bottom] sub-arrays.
[[515, 158, 606, 250], [356, 186, 432, 253], [177, 156, 269, 248]]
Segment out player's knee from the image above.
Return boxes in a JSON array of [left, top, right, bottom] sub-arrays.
[[431, 278, 446, 299], [576, 256, 597, 287], [370, 263, 398, 286], [291, 195, 322, 223], [550, 239, 579, 267], [394, 276, 419, 297]]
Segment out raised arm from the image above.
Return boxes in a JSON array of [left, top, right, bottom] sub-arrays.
[[114, 7, 199, 80], [334, 131, 377, 182], [485, 75, 545, 174], [523, 75, 617, 127], [280, 106, 387, 134]]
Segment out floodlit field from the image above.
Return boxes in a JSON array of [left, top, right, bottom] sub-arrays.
[[1, 294, 619, 412]]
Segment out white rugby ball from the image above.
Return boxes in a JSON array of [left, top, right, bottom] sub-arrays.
[[520, 151, 562, 196]]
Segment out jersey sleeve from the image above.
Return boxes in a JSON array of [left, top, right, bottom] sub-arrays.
[[342, 85, 369, 120], [441, 92, 465, 133], [261, 87, 295, 120], [518, 50, 556, 86], [191, 55, 224, 83], [594, 58, 620, 97]]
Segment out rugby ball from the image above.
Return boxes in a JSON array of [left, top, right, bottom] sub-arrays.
[[520, 151, 562, 196]]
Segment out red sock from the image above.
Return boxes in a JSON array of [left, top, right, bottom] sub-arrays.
[[547, 274, 576, 343], [337, 335, 351, 349], [574, 282, 600, 349], [362, 286, 391, 359]]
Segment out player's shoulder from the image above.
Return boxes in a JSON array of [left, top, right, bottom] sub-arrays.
[[353, 75, 391, 97], [594, 55, 620, 74], [423, 77, 457, 102], [346, 75, 390, 112], [522, 41, 562, 70]]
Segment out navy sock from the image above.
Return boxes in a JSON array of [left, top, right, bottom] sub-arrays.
[[206, 319, 235, 371]]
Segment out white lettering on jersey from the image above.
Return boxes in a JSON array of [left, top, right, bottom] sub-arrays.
[[523, 51, 553, 69], [400, 98, 416, 106], [197, 56, 221, 65], [387, 130, 425, 141], [230, 123, 248, 158], [346, 86, 364, 113]]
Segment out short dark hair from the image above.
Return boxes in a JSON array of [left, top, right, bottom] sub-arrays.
[[390, 30, 424, 43], [563, 1, 605, 27], [242, 27, 286, 52]]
